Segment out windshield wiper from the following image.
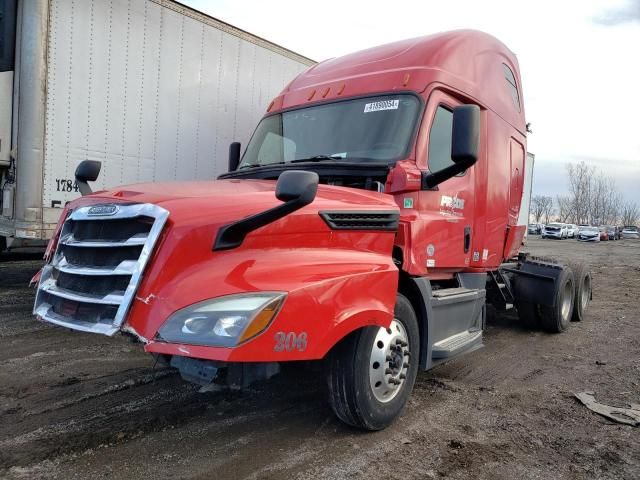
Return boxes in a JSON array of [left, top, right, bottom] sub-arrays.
[[290, 155, 344, 163]]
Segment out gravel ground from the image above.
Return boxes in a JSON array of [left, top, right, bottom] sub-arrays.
[[1, 237, 639, 480]]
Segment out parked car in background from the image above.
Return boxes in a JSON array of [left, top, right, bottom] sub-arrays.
[[622, 226, 640, 239], [542, 223, 568, 239], [566, 224, 579, 238], [605, 226, 617, 240], [577, 226, 600, 242], [528, 223, 542, 234], [599, 227, 609, 241]]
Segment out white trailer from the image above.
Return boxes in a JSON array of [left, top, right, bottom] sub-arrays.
[[0, 0, 314, 251]]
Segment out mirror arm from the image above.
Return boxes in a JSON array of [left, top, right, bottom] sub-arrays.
[[421, 157, 474, 189], [213, 198, 305, 251]]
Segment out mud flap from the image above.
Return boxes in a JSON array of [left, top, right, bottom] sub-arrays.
[[505, 260, 564, 307]]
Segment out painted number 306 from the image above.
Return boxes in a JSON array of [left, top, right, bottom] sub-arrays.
[[274, 331, 307, 352]]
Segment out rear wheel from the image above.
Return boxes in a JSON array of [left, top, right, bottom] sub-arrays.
[[541, 266, 575, 333], [568, 262, 591, 322], [326, 294, 419, 430]]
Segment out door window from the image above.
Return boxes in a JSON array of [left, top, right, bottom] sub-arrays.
[[427, 106, 453, 173]]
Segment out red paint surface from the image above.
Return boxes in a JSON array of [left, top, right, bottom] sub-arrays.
[[45, 31, 529, 363]]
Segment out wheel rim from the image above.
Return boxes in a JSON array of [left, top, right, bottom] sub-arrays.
[[561, 280, 573, 322], [369, 319, 410, 403], [581, 275, 591, 311]]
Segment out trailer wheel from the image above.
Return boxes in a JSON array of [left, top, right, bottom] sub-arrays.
[[568, 262, 591, 322], [326, 294, 419, 431], [540, 266, 575, 333]]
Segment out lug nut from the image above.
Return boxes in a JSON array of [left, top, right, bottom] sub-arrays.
[[386, 355, 393, 361], [403, 362, 409, 368], [385, 368, 393, 375], [399, 373, 406, 380]]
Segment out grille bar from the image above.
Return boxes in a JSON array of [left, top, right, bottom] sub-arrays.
[[59, 234, 149, 247], [53, 256, 137, 276], [40, 277, 125, 305], [34, 203, 169, 336], [34, 303, 120, 335]]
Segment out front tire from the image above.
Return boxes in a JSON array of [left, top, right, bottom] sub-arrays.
[[326, 294, 420, 430]]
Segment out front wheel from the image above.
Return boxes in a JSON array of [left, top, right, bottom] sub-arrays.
[[326, 294, 420, 430]]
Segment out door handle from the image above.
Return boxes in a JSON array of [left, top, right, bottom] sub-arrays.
[[464, 226, 471, 253]]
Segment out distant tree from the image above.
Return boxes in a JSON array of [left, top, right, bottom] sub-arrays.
[[566, 161, 594, 225], [556, 195, 572, 223], [531, 195, 546, 223], [620, 201, 639, 226], [542, 196, 554, 224], [532, 195, 553, 224]]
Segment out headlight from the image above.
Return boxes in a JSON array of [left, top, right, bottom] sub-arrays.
[[157, 293, 286, 347]]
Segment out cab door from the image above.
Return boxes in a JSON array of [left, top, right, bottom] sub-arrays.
[[415, 90, 478, 271]]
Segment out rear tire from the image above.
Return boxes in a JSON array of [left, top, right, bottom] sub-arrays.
[[326, 294, 420, 430], [568, 262, 591, 322], [541, 266, 575, 333]]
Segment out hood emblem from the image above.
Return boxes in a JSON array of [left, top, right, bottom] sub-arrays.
[[87, 204, 119, 216]]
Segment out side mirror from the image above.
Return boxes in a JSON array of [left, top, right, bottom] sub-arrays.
[[75, 160, 102, 196], [422, 104, 480, 189], [214, 170, 319, 251], [275, 170, 319, 205], [451, 104, 480, 165], [229, 142, 241, 171]]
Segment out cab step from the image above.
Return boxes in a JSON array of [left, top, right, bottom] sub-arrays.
[[432, 330, 482, 359]]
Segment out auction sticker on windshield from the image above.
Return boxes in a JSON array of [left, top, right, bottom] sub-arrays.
[[364, 99, 399, 113]]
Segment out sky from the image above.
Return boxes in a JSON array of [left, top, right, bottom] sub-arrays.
[[184, 0, 640, 202]]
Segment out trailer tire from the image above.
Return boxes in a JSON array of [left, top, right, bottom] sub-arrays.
[[568, 262, 591, 322], [326, 294, 419, 431], [540, 266, 575, 333]]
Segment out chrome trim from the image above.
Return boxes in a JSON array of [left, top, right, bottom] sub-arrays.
[[59, 233, 149, 247], [33, 203, 169, 336], [40, 278, 125, 305], [35, 303, 119, 336], [53, 256, 137, 276]]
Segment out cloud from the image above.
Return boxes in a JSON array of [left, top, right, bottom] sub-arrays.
[[593, 0, 640, 25]]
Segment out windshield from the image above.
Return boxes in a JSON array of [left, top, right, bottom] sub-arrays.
[[239, 94, 421, 168], [583, 227, 598, 233]]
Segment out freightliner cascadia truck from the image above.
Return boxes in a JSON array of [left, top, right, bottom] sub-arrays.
[[33, 30, 592, 430], [0, 0, 313, 252]]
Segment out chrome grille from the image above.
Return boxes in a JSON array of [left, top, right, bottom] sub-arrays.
[[33, 203, 169, 336]]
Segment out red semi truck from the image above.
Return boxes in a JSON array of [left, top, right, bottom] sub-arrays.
[[33, 30, 592, 430]]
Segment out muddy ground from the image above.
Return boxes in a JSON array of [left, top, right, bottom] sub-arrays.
[[1, 237, 639, 479]]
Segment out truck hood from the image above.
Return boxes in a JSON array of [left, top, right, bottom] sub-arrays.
[[88, 179, 398, 226]]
